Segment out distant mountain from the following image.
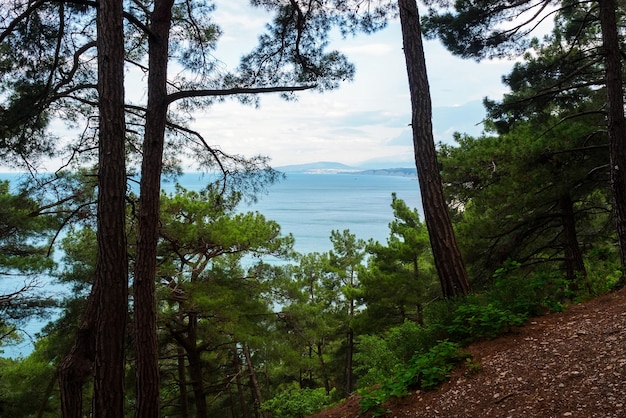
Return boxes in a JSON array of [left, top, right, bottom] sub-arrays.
[[276, 161, 416, 177], [276, 161, 360, 174], [349, 167, 417, 177]]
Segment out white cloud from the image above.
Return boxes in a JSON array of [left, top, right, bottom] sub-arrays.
[[2, 2, 522, 172]]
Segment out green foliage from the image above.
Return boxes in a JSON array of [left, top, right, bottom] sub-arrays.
[[261, 384, 337, 418], [404, 341, 469, 390], [354, 320, 441, 389], [438, 303, 526, 344], [488, 261, 568, 315], [583, 247, 624, 296], [385, 320, 438, 363], [353, 335, 398, 388], [359, 341, 469, 415], [0, 338, 59, 417], [0, 179, 61, 345], [357, 195, 439, 333]]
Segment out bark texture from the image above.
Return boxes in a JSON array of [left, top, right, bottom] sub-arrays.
[[93, 0, 129, 415], [560, 194, 586, 283], [58, 293, 97, 418], [133, 1, 174, 416], [598, 0, 626, 269], [398, 0, 470, 298]]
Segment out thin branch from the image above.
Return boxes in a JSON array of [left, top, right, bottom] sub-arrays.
[[166, 84, 316, 105]]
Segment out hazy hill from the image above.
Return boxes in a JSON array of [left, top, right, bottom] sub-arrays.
[[276, 161, 360, 173], [276, 162, 416, 177]]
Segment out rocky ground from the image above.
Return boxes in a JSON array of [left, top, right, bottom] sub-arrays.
[[310, 286, 626, 417]]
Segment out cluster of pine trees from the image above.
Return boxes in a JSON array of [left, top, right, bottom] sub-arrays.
[[0, 0, 625, 417]]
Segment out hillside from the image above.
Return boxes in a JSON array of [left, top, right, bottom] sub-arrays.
[[310, 287, 626, 417]]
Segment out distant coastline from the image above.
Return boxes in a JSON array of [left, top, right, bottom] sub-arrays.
[[276, 161, 417, 177]]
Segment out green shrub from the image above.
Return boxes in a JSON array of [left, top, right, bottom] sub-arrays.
[[359, 341, 470, 416], [354, 334, 399, 388], [488, 261, 568, 315], [261, 384, 336, 418], [439, 303, 527, 343], [402, 340, 470, 389], [584, 247, 623, 296], [386, 319, 439, 362], [355, 321, 440, 388]]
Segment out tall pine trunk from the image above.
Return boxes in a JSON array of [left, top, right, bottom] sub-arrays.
[[598, 0, 626, 272], [133, 1, 174, 416], [93, 0, 128, 415], [60, 0, 130, 415], [398, 0, 470, 298]]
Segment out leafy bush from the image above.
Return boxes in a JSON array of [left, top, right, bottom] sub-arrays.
[[261, 384, 336, 418], [386, 319, 439, 362], [488, 261, 567, 315], [355, 320, 441, 388], [584, 247, 623, 296], [354, 334, 399, 388], [438, 303, 527, 343], [402, 340, 470, 389], [359, 341, 470, 415]]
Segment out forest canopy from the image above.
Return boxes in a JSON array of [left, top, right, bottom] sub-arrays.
[[1, 0, 625, 417]]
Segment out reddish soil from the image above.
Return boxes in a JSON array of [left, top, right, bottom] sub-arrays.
[[310, 287, 626, 417]]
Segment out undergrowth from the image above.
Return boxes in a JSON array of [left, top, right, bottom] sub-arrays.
[[358, 341, 470, 416]]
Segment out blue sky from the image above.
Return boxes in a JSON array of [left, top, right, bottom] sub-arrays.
[[1, 2, 527, 172], [194, 2, 519, 169]]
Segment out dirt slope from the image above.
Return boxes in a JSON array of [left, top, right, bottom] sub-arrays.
[[310, 287, 626, 417]]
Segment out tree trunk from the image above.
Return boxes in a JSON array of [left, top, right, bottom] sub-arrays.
[[37, 369, 58, 418], [133, 1, 174, 416], [598, 0, 626, 272], [315, 342, 331, 395], [560, 193, 586, 284], [398, 0, 470, 298], [234, 348, 250, 418], [177, 346, 190, 418], [186, 347, 208, 418], [243, 344, 266, 418], [93, 0, 129, 415], [345, 326, 354, 395], [182, 313, 208, 418], [58, 292, 97, 418]]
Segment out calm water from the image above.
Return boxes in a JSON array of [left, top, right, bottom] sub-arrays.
[[1, 172, 422, 356], [165, 172, 422, 252]]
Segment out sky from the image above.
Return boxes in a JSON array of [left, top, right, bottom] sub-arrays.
[[1, 2, 530, 172], [190, 1, 519, 169]]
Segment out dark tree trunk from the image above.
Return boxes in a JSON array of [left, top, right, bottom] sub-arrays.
[[133, 1, 174, 416], [243, 344, 266, 418], [315, 342, 331, 395], [37, 369, 57, 418], [93, 0, 129, 415], [398, 0, 470, 298], [186, 346, 208, 418], [183, 313, 208, 418], [234, 348, 250, 418], [345, 326, 354, 395], [177, 346, 190, 418], [59, 293, 97, 418], [598, 0, 626, 271], [560, 194, 586, 284]]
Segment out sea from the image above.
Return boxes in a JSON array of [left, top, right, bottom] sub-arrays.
[[1, 171, 422, 357], [167, 172, 423, 253]]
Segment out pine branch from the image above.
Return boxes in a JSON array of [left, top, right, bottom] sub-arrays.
[[166, 84, 316, 105]]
